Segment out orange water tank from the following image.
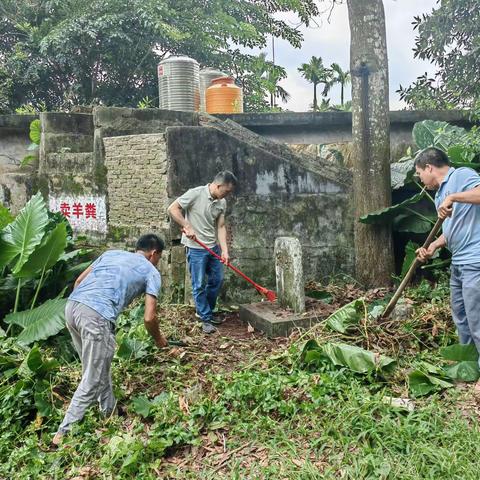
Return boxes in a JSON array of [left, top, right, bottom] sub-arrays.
[[206, 77, 243, 114]]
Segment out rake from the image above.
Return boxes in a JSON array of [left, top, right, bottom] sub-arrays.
[[190, 236, 277, 302]]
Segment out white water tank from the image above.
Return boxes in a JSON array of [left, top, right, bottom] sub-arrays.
[[199, 68, 226, 112], [158, 56, 200, 111]]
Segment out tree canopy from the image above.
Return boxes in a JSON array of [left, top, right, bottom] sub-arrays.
[[0, 0, 318, 112], [398, 0, 480, 112]]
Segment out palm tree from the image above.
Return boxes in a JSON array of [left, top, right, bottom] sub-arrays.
[[251, 52, 290, 108], [298, 56, 331, 111], [329, 63, 351, 106]]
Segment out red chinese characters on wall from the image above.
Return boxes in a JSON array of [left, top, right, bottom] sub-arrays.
[[59, 201, 97, 219]]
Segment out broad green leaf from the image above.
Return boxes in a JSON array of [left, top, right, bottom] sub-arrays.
[[390, 158, 415, 190], [325, 298, 364, 333], [444, 361, 480, 382], [440, 343, 479, 362], [413, 120, 466, 151], [0, 192, 49, 273], [0, 204, 14, 230], [18, 346, 59, 377], [320, 342, 395, 374], [393, 213, 435, 234], [29, 119, 41, 144], [117, 336, 148, 360], [447, 145, 476, 163], [5, 297, 67, 345], [408, 369, 453, 397], [359, 191, 425, 225], [400, 241, 419, 278], [15, 222, 67, 278], [131, 395, 153, 417], [305, 289, 333, 303]]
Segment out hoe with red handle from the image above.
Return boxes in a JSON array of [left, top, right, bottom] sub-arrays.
[[189, 235, 277, 302]]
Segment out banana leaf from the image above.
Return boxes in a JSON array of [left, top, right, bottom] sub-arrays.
[[320, 342, 396, 374], [5, 297, 67, 345], [408, 369, 453, 397], [0, 193, 49, 273], [15, 222, 68, 278], [359, 191, 425, 225], [325, 298, 364, 333]]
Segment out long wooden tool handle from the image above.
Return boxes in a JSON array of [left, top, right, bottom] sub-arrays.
[[382, 217, 444, 318]]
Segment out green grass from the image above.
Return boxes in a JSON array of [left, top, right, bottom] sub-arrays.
[[1, 280, 479, 479]]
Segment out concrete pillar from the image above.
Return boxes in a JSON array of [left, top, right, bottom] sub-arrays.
[[274, 237, 305, 313]]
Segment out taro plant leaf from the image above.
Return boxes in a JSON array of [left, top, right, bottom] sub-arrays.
[[325, 298, 364, 333], [15, 222, 67, 278], [131, 395, 153, 418], [320, 342, 396, 374], [393, 213, 435, 234], [448, 145, 476, 164], [408, 369, 453, 397], [359, 191, 425, 225], [0, 204, 14, 230], [444, 361, 480, 382], [0, 192, 49, 273], [413, 120, 466, 151], [29, 119, 41, 144], [440, 343, 479, 362], [18, 345, 59, 378], [390, 158, 415, 190], [5, 297, 67, 345], [117, 336, 148, 360], [400, 241, 419, 278]]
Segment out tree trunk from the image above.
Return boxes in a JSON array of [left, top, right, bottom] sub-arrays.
[[313, 83, 317, 111], [340, 82, 344, 106], [347, 0, 394, 287]]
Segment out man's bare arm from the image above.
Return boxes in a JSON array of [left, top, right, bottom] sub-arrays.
[[217, 214, 229, 264], [144, 294, 168, 348], [167, 201, 195, 238], [438, 186, 480, 218]]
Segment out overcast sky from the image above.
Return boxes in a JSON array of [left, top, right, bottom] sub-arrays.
[[251, 0, 439, 112]]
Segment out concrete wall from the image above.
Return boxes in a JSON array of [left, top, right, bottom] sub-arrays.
[[0, 115, 39, 214], [218, 110, 474, 145], [166, 126, 354, 302]]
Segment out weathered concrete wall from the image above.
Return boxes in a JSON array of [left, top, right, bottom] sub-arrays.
[[38, 112, 101, 196], [0, 114, 38, 172], [218, 110, 474, 145], [166, 126, 354, 303]]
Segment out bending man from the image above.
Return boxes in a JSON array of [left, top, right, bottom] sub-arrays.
[[168, 171, 238, 334], [53, 234, 168, 445]]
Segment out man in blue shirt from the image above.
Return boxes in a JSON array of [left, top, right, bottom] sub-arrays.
[[415, 147, 480, 371], [52, 234, 168, 446]]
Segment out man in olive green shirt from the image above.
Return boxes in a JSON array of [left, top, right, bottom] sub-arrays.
[[168, 171, 237, 334]]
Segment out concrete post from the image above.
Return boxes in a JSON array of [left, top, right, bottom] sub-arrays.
[[274, 237, 305, 313]]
